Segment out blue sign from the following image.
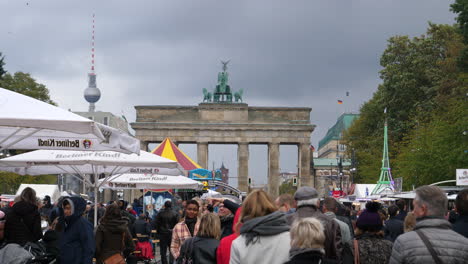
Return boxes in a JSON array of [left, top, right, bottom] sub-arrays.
[[189, 169, 213, 180]]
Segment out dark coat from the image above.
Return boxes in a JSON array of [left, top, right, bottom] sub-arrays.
[[284, 250, 338, 264], [394, 210, 407, 221], [384, 217, 404, 242], [153, 207, 179, 234], [286, 205, 343, 262], [179, 236, 219, 264], [95, 217, 135, 263], [132, 218, 152, 242], [58, 197, 95, 264], [4, 201, 42, 245], [220, 199, 240, 239], [453, 215, 468, 238]]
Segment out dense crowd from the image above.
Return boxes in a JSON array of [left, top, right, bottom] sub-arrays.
[[0, 185, 467, 264]]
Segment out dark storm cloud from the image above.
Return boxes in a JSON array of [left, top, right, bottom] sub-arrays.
[[0, 1, 456, 183]]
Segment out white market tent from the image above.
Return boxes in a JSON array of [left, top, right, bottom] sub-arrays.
[[98, 174, 202, 190], [201, 189, 222, 199], [0, 87, 140, 154], [0, 150, 183, 176], [353, 184, 377, 199], [0, 149, 184, 225], [16, 184, 60, 203]]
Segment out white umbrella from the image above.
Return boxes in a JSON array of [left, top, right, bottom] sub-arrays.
[[98, 174, 202, 190], [0, 149, 183, 176], [0, 87, 140, 154], [0, 149, 184, 225]]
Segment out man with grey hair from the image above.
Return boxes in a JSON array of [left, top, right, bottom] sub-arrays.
[[390, 185, 468, 264], [286, 186, 342, 262]]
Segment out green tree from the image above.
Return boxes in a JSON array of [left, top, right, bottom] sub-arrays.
[[279, 180, 297, 195], [451, 0, 468, 71], [344, 24, 466, 188], [0, 72, 56, 105], [0, 52, 6, 79], [395, 99, 468, 189]]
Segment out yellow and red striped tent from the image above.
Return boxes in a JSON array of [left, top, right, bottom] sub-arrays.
[[151, 138, 202, 171]]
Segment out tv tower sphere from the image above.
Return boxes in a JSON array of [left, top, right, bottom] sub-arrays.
[[84, 73, 101, 103]]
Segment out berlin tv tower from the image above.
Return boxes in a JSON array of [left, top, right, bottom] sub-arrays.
[[84, 14, 101, 112]]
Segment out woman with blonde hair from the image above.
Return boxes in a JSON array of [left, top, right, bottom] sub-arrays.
[[403, 212, 416, 232], [230, 190, 290, 264], [178, 213, 220, 264], [285, 217, 336, 264]]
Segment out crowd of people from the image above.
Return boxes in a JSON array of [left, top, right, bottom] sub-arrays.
[[0, 185, 467, 264]]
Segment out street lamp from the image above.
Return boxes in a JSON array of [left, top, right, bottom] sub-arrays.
[[336, 156, 343, 195]]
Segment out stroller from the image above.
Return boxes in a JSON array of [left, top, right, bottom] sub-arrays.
[[0, 242, 56, 264]]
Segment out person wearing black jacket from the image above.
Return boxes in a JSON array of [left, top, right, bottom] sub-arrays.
[[384, 205, 404, 242], [4, 187, 42, 246], [209, 198, 240, 239], [132, 214, 152, 242], [154, 201, 179, 264], [453, 189, 468, 238]]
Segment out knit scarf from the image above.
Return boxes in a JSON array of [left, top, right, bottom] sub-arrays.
[[240, 211, 289, 246], [185, 217, 197, 237]]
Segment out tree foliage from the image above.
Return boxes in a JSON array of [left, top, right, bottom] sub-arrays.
[[0, 52, 6, 79], [451, 0, 468, 71], [0, 72, 56, 105], [344, 23, 468, 189]]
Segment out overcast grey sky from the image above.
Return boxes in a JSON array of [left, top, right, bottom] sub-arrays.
[[1, 0, 456, 186]]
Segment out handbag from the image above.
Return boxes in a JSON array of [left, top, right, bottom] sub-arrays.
[[104, 232, 126, 264], [177, 238, 195, 264], [353, 239, 360, 264]]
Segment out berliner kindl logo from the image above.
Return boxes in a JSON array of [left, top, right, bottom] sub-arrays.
[[83, 139, 92, 149]]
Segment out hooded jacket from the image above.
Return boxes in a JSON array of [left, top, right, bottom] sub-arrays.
[[4, 200, 42, 245], [58, 196, 95, 264], [96, 216, 135, 263]]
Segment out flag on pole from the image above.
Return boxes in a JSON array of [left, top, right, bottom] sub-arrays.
[[338, 100, 343, 104]]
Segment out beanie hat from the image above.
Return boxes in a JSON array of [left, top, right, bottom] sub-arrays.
[[356, 201, 382, 232]]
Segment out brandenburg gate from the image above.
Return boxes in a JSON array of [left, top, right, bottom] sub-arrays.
[[131, 62, 315, 197]]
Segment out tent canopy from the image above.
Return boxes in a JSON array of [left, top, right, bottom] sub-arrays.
[[99, 174, 202, 190], [152, 138, 202, 170], [0, 87, 140, 154], [16, 184, 60, 203], [0, 149, 184, 176]]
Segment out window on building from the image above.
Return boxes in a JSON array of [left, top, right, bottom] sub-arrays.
[[103, 117, 109, 126], [338, 144, 346, 151], [88, 116, 94, 120]]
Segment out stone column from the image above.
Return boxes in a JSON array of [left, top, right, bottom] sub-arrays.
[[237, 143, 249, 192], [197, 142, 208, 169], [298, 143, 312, 187], [268, 143, 280, 198], [140, 141, 148, 152]]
